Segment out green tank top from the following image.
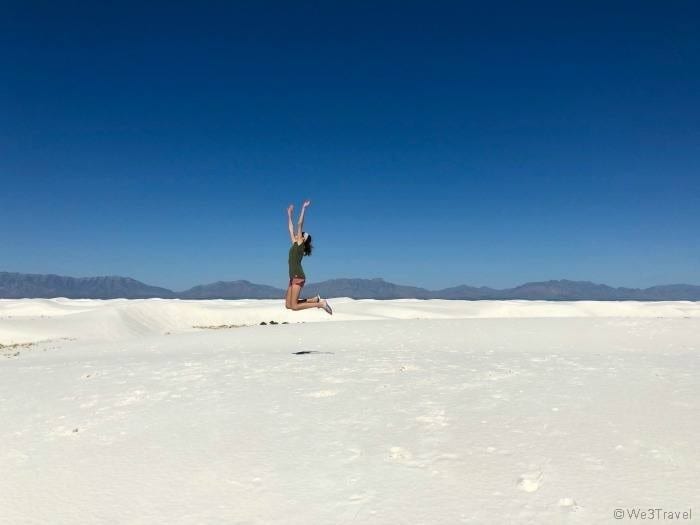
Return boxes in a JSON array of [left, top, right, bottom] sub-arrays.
[[288, 242, 305, 279]]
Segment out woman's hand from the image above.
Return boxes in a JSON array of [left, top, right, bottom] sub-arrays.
[[287, 204, 294, 215], [302, 200, 311, 208]]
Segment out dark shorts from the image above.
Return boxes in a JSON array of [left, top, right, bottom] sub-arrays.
[[289, 276, 306, 288]]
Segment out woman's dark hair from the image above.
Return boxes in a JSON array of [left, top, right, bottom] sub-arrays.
[[303, 234, 313, 256]]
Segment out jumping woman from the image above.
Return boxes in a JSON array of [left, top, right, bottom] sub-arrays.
[[285, 200, 333, 315]]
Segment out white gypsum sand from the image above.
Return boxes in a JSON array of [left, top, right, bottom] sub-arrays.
[[1, 298, 698, 524]]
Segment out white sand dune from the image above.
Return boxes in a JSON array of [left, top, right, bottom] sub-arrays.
[[1, 297, 699, 345], [1, 299, 698, 524]]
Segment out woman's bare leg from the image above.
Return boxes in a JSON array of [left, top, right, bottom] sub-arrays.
[[289, 285, 322, 311], [285, 285, 293, 309], [297, 296, 319, 304], [286, 285, 318, 308]]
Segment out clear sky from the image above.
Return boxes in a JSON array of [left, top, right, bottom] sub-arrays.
[[2, 1, 698, 291]]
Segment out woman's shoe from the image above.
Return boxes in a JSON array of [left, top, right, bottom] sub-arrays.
[[314, 293, 321, 303], [321, 299, 333, 315]]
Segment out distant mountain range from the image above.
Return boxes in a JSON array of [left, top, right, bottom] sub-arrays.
[[1, 272, 699, 301], [0, 272, 175, 299]]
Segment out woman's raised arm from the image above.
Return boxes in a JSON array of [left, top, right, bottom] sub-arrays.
[[287, 204, 295, 242], [296, 200, 311, 236]]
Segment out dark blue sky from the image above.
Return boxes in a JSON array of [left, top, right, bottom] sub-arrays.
[[2, 1, 698, 290]]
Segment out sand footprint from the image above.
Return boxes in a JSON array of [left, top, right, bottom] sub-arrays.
[[321, 376, 346, 384], [342, 448, 363, 464], [114, 389, 148, 406], [388, 446, 413, 461], [347, 491, 375, 504], [386, 446, 428, 468], [558, 498, 582, 512], [415, 410, 448, 429], [485, 366, 518, 381], [517, 471, 543, 492], [304, 390, 338, 398]]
